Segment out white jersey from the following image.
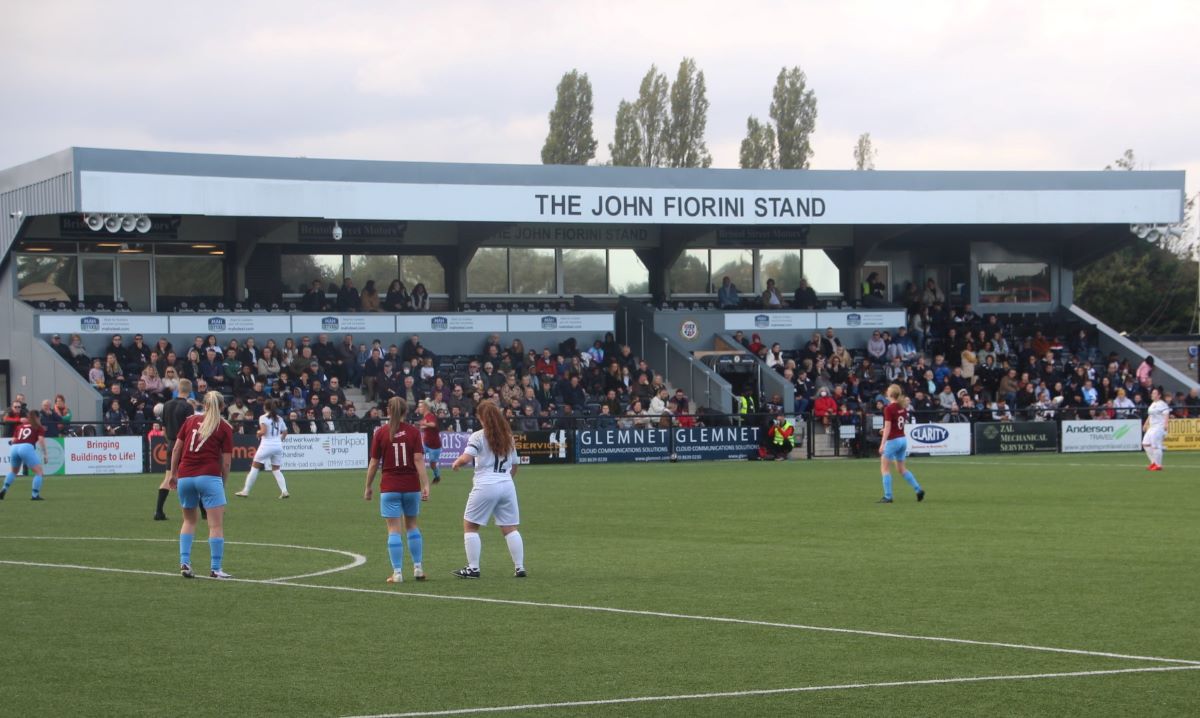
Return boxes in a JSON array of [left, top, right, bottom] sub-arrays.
[[1146, 400, 1170, 432], [259, 414, 288, 446], [463, 429, 519, 486]]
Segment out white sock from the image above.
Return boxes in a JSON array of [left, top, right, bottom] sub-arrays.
[[242, 467, 259, 493], [272, 469, 288, 493], [464, 532, 481, 570], [1144, 447, 1155, 465], [505, 531, 524, 570], [1153, 448, 1164, 466]]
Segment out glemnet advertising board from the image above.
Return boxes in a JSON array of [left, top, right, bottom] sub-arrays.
[[671, 426, 760, 461], [974, 421, 1057, 454], [1060, 419, 1142, 453], [904, 423, 971, 456], [575, 428, 672, 463]]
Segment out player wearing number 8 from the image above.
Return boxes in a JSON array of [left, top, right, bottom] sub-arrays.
[[450, 400, 525, 579], [364, 397, 431, 584], [878, 384, 925, 504]]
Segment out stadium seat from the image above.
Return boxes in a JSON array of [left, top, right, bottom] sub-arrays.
[[113, 301, 130, 312]]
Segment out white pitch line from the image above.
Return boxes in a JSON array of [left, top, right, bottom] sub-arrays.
[[342, 665, 1200, 718], [0, 535, 366, 582], [2, 557, 1197, 668]]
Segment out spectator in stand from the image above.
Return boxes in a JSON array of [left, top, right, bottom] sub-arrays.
[[594, 403, 617, 429], [400, 335, 422, 366], [761, 278, 784, 309], [1136, 355, 1155, 391], [49, 333, 72, 364], [361, 348, 385, 403], [239, 337, 259, 369], [409, 283, 430, 311], [648, 387, 670, 416], [793, 277, 818, 309], [300, 279, 326, 312], [747, 333, 765, 356], [866, 331, 887, 363], [317, 406, 337, 433], [887, 327, 918, 362], [960, 340, 978, 381], [336, 277, 360, 312], [104, 399, 129, 436], [384, 280, 409, 312], [766, 342, 785, 370], [89, 358, 106, 389], [586, 340, 605, 366], [921, 278, 945, 306], [766, 413, 795, 460], [38, 400, 62, 438], [359, 280, 381, 312], [813, 388, 837, 427], [104, 353, 125, 387], [861, 272, 885, 300], [717, 276, 740, 309], [257, 347, 281, 381], [68, 333, 90, 369]]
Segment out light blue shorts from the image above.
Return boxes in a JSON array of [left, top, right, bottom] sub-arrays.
[[882, 437, 909, 461], [177, 475, 227, 510], [381, 491, 421, 519], [9, 443, 41, 471], [423, 447, 441, 465]]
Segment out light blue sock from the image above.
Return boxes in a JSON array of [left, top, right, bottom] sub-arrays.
[[406, 529, 423, 566], [179, 533, 194, 565], [387, 533, 405, 571], [209, 538, 224, 572], [3, 473, 14, 491], [902, 470, 922, 493], [432, 466, 441, 480], [882, 473, 893, 500], [31, 474, 43, 497]]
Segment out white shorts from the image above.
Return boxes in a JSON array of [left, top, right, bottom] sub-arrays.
[[253, 445, 284, 468], [1142, 429, 1165, 449], [463, 481, 520, 527]]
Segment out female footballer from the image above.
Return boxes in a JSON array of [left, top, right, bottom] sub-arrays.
[[235, 399, 290, 498], [364, 397, 430, 584], [170, 391, 234, 578], [1, 412, 48, 500], [877, 384, 926, 504]]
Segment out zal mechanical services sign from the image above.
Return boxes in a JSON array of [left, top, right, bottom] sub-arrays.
[[397, 314, 507, 333], [974, 421, 1057, 454], [723, 312, 817, 331], [291, 315, 396, 334], [507, 314, 614, 333], [1060, 420, 1142, 453], [905, 423, 971, 456], [169, 314, 292, 335], [40, 314, 169, 335], [513, 430, 572, 465]]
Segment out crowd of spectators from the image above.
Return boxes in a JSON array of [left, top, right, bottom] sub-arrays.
[[296, 277, 432, 313], [51, 325, 695, 437], [751, 277, 1199, 428]]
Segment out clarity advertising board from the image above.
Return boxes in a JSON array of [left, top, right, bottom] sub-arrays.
[[1060, 419, 1142, 453], [904, 423, 971, 456]]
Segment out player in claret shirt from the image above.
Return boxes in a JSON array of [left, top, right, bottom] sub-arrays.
[[418, 399, 443, 485], [1, 412, 48, 501], [170, 392, 234, 579], [364, 397, 431, 584], [877, 384, 925, 504]]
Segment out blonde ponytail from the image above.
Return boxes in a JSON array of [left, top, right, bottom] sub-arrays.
[[198, 391, 224, 442]]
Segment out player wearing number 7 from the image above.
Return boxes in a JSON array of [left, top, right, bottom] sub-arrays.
[[364, 397, 431, 584], [449, 400, 525, 579], [877, 384, 925, 504]]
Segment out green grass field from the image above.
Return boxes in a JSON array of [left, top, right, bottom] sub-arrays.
[[1, 453, 1198, 717]]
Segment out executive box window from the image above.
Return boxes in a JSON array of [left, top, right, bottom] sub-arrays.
[[669, 248, 840, 296], [282, 254, 344, 294], [608, 249, 649, 295], [16, 251, 78, 301], [977, 262, 1051, 303], [155, 257, 225, 302], [709, 249, 753, 295]]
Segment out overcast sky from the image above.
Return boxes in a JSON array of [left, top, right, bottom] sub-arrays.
[[3, 1, 1197, 210]]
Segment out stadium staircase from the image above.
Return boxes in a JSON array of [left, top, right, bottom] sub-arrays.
[[1069, 305, 1199, 393]]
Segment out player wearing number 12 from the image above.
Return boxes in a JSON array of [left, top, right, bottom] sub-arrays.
[[449, 400, 525, 579], [877, 384, 925, 504], [364, 397, 431, 584]]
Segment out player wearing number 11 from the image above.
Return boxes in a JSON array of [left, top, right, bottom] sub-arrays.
[[878, 384, 925, 504], [364, 397, 431, 584]]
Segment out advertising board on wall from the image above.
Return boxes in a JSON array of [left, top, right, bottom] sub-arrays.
[[974, 421, 1057, 454], [513, 430, 572, 465], [61, 436, 143, 474], [574, 426, 759, 463], [723, 312, 817, 331], [671, 426, 760, 461], [1, 437, 66, 475], [1060, 419, 1142, 453], [291, 315, 396, 334], [904, 423, 971, 456], [815, 310, 907, 330], [1164, 418, 1200, 451], [40, 314, 169, 335], [506, 314, 614, 333], [169, 314, 292, 335], [396, 314, 507, 334]]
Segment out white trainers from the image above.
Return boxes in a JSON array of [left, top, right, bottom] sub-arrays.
[[234, 491, 248, 497], [180, 563, 194, 579], [386, 572, 403, 584], [279, 493, 289, 499], [413, 566, 426, 581], [209, 569, 232, 579]]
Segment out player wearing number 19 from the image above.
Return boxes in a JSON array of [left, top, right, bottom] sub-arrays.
[[877, 384, 925, 504], [364, 397, 431, 584], [449, 400, 525, 579], [1, 411, 48, 501]]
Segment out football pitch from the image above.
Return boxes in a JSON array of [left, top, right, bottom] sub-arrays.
[[1, 454, 1197, 717]]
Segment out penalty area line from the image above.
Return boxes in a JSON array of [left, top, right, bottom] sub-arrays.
[[3, 558, 1198, 668], [342, 665, 1200, 718]]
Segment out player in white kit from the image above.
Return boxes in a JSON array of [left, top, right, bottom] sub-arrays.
[[1141, 387, 1170, 471], [449, 400, 525, 578], [234, 399, 291, 498]]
